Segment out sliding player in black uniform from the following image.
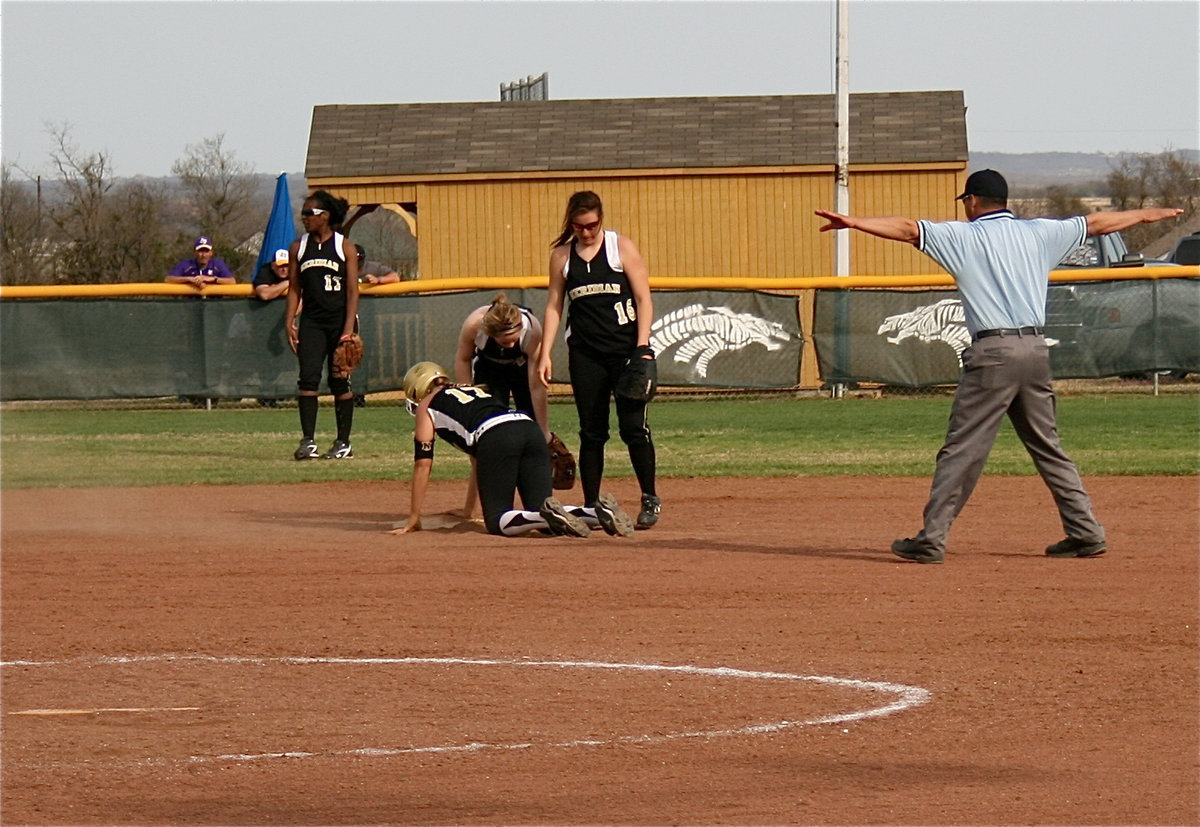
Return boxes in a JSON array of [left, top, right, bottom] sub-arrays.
[[392, 362, 634, 539], [537, 191, 660, 529]]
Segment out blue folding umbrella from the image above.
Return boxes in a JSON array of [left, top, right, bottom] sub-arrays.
[[253, 172, 297, 276]]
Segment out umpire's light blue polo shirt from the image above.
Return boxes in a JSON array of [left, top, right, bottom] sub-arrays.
[[917, 211, 1087, 337]]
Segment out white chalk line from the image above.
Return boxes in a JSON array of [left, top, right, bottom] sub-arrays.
[[2, 654, 930, 763], [8, 707, 201, 716]]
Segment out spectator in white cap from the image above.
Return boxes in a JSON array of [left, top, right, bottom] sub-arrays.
[[166, 235, 236, 287], [253, 247, 292, 301]]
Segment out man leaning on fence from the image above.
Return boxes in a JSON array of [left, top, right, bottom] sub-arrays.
[[166, 235, 236, 287], [815, 169, 1182, 564], [253, 248, 291, 301]]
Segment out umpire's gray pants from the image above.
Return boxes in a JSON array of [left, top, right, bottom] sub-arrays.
[[912, 333, 1105, 553]]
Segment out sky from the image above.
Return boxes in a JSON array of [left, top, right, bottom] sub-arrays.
[[2, 0, 1197, 179]]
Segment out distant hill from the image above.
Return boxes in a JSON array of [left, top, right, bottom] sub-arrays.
[[102, 152, 1200, 199], [970, 150, 1200, 194]]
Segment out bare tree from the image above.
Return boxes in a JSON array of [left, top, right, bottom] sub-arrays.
[[170, 134, 257, 252], [1107, 149, 1200, 251], [1013, 185, 1090, 220], [33, 124, 176, 283], [43, 123, 120, 282], [1, 163, 52, 285], [107, 178, 171, 282]]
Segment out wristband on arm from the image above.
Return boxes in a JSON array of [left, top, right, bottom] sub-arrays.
[[414, 439, 435, 461]]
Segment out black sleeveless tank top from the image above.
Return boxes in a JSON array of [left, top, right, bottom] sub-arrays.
[[564, 231, 637, 355], [296, 232, 349, 325]]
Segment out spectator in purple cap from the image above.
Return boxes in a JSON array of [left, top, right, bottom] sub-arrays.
[[166, 235, 236, 287]]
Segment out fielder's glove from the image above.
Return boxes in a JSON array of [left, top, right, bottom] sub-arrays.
[[614, 345, 657, 402], [547, 431, 577, 490], [331, 334, 364, 379]]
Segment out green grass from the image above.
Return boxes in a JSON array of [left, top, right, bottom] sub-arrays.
[[1, 394, 1196, 488]]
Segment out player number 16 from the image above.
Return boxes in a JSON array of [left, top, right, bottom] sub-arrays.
[[613, 298, 637, 325]]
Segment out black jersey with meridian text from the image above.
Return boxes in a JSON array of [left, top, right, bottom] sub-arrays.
[[426, 384, 525, 456], [296, 232, 350, 325], [564, 230, 637, 356]]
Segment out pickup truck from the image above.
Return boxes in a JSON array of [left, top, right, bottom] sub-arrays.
[[1167, 232, 1200, 265], [1056, 231, 1174, 268], [1047, 232, 1194, 378]]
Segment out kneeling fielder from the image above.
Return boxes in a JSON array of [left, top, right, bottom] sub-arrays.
[[392, 362, 634, 538]]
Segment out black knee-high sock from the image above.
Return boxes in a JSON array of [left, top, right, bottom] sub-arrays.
[[298, 395, 319, 440], [579, 443, 605, 505], [629, 440, 657, 497], [334, 396, 354, 442]]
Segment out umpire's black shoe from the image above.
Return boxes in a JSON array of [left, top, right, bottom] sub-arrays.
[[636, 494, 661, 530], [1045, 537, 1107, 558], [293, 438, 319, 461], [593, 493, 635, 537], [540, 497, 590, 538], [891, 537, 944, 564]]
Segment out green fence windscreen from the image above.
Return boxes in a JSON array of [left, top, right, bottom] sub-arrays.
[[1, 289, 804, 400], [813, 279, 1200, 386], [3, 280, 1195, 400]]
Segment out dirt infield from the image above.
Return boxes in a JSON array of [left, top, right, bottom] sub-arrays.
[[2, 475, 1197, 825]]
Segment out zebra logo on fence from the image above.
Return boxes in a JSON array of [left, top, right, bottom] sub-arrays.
[[650, 305, 793, 379], [877, 299, 971, 366]]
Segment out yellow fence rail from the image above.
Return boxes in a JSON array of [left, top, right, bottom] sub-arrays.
[[1, 266, 1194, 299]]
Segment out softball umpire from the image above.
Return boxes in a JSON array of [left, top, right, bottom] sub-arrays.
[[285, 190, 360, 460], [537, 191, 661, 529], [816, 170, 1183, 563], [393, 362, 633, 539]]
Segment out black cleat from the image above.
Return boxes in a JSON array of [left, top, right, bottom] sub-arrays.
[[294, 438, 319, 461], [320, 440, 353, 459], [636, 494, 661, 530]]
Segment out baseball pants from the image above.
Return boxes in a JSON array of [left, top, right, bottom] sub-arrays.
[[913, 332, 1105, 552], [567, 344, 656, 506], [475, 418, 553, 535], [297, 318, 352, 397]]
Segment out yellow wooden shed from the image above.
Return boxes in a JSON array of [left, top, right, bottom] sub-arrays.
[[304, 91, 968, 280]]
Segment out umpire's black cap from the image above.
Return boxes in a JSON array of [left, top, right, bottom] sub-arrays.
[[957, 169, 1008, 201]]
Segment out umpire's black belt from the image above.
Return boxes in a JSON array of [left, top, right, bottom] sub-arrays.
[[973, 326, 1044, 341]]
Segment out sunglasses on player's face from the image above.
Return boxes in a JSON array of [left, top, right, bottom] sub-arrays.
[[571, 219, 601, 233], [301, 207, 327, 217]]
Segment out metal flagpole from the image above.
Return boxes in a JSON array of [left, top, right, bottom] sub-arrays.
[[835, 0, 850, 276], [832, 0, 851, 397]]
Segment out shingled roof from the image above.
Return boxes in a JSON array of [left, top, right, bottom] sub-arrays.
[[305, 90, 966, 179]]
